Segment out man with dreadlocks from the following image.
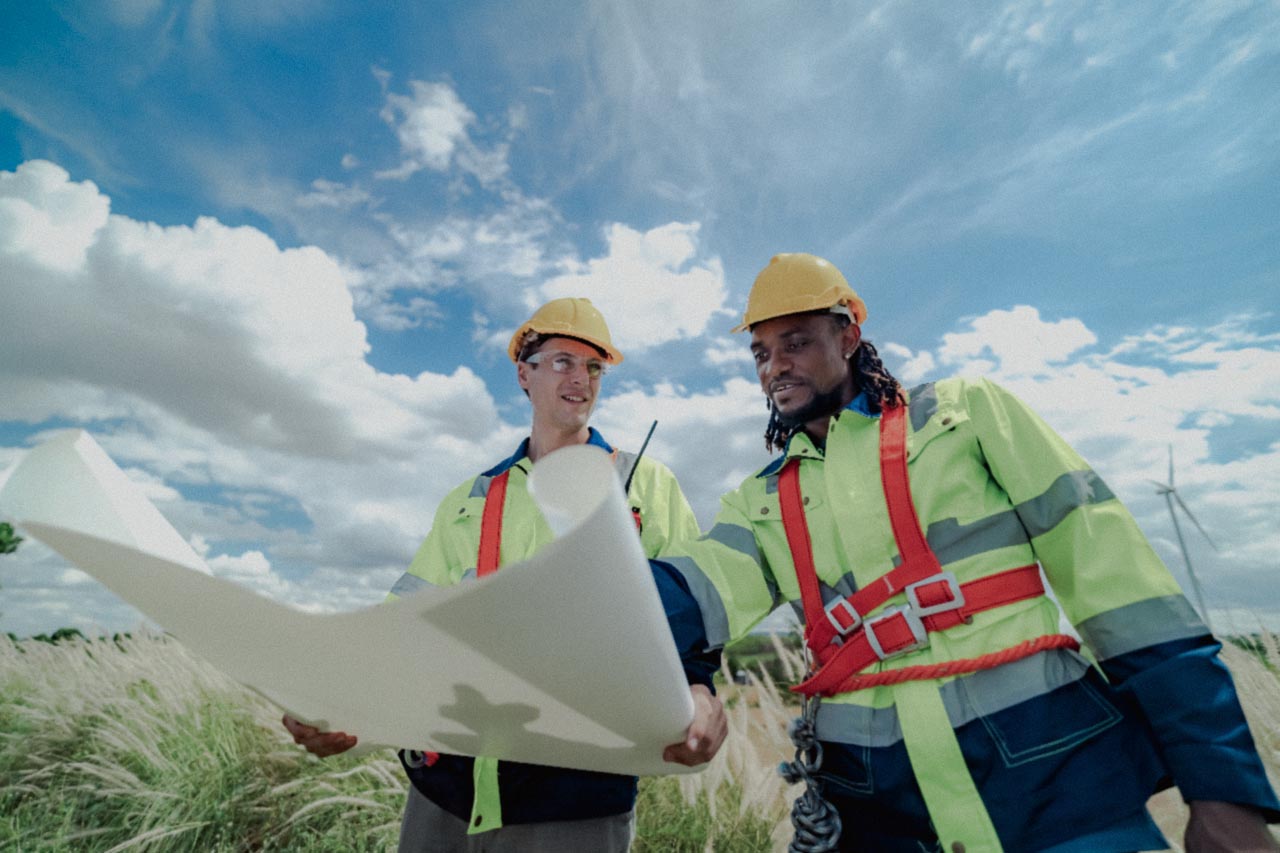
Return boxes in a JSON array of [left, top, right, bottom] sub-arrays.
[[284, 297, 726, 852], [654, 254, 1279, 852]]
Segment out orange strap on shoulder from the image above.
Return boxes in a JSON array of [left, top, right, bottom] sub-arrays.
[[477, 470, 510, 577]]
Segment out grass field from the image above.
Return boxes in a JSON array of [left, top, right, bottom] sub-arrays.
[[1, 629, 1277, 851]]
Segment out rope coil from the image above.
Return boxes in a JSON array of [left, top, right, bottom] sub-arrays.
[[779, 693, 842, 852]]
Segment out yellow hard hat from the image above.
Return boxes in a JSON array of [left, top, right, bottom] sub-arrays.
[[731, 253, 867, 332], [507, 297, 624, 364]]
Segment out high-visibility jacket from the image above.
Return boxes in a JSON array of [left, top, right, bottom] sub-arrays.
[[387, 427, 701, 834], [661, 378, 1279, 852]]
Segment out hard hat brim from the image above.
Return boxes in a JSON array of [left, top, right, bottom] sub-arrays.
[[731, 296, 867, 333], [507, 322, 624, 364]]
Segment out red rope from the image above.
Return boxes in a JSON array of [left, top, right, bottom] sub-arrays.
[[797, 633, 1080, 697]]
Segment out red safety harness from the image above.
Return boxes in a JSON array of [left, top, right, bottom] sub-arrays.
[[781, 402, 1078, 698]]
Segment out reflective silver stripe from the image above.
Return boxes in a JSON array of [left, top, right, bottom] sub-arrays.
[[908, 382, 939, 431], [389, 572, 436, 597], [815, 648, 1091, 747], [917, 470, 1113, 565], [925, 511, 1029, 565], [460, 568, 477, 582], [698, 521, 780, 611], [468, 475, 492, 498], [1015, 470, 1115, 538], [764, 476, 779, 495], [700, 523, 762, 568], [1077, 595, 1208, 661], [664, 555, 732, 650]]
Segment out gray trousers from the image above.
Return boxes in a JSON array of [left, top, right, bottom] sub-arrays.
[[398, 784, 635, 853]]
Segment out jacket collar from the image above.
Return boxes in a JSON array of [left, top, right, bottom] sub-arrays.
[[482, 427, 614, 477], [757, 391, 877, 478]]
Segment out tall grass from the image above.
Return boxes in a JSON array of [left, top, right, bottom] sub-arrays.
[[2, 629, 1277, 851], [0, 632, 405, 851]]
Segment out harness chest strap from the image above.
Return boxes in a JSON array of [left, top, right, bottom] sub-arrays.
[[779, 402, 1077, 698]]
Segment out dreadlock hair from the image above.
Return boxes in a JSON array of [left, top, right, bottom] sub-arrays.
[[762, 315, 903, 453]]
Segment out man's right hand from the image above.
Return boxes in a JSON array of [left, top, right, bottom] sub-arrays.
[[282, 714, 358, 757]]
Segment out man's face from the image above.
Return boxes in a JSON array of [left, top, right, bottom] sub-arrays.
[[750, 313, 861, 429], [517, 336, 605, 434]]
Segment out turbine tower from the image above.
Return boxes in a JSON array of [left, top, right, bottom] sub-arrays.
[[1150, 445, 1216, 635]]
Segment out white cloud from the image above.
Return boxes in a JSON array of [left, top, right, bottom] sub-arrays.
[[532, 222, 731, 356], [704, 337, 753, 369], [376, 79, 509, 186], [880, 342, 936, 385], [296, 178, 371, 210], [0, 160, 110, 272], [936, 306, 1097, 377], [0, 159, 537, 636]]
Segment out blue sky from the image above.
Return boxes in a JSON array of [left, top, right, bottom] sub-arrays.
[[1, 1, 1278, 638]]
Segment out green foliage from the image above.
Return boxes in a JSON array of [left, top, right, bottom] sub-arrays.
[[0, 632, 792, 852], [635, 776, 778, 852], [724, 630, 805, 689], [0, 521, 21, 555], [0, 634, 406, 851]]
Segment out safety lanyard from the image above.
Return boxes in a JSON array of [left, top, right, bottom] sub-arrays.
[[779, 403, 1075, 697]]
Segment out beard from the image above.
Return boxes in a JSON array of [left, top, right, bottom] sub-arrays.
[[772, 383, 850, 429]]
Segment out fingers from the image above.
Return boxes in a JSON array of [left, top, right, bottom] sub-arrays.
[[281, 713, 358, 758], [663, 684, 728, 767]]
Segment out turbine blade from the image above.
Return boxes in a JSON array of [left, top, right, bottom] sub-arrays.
[[1172, 492, 1218, 551], [1167, 444, 1174, 488]]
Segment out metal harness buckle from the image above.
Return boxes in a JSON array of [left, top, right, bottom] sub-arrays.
[[905, 571, 965, 617], [824, 598, 862, 638], [864, 605, 928, 660]]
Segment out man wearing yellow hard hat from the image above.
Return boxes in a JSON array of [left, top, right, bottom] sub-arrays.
[[284, 297, 726, 851], [653, 254, 1279, 851]]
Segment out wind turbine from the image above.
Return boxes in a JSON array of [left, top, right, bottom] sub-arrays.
[[1150, 445, 1216, 635]]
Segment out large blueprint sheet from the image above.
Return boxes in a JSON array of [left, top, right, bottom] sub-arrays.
[[0, 431, 695, 776]]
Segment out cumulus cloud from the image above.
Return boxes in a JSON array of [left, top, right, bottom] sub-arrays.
[[935, 306, 1097, 377], [531, 222, 731, 355], [704, 337, 753, 369], [0, 159, 529, 636], [376, 79, 509, 186]]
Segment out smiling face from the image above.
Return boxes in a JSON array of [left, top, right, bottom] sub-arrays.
[[750, 312, 861, 439], [517, 336, 605, 440]]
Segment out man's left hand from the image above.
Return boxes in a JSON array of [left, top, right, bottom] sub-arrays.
[[662, 683, 727, 767], [1185, 800, 1278, 852]]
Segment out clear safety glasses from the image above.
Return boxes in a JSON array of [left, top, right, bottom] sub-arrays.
[[524, 351, 610, 378]]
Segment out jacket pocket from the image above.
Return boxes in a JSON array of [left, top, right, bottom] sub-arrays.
[[977, 672, 1122, 768], [818, 742, 874, 797]]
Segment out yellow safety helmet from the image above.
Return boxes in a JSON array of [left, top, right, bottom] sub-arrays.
[[731, 253, 867, 332], [507, 297, 624, 364]]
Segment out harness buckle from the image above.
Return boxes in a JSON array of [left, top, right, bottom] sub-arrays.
[[824, 598, 862, 638], [864, 606, 928, 660], [905, 571, 966, 617]]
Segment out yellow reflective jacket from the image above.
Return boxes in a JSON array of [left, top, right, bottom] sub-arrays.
[[387, 427, 700, 834], [662, 378, 1274, 851]]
